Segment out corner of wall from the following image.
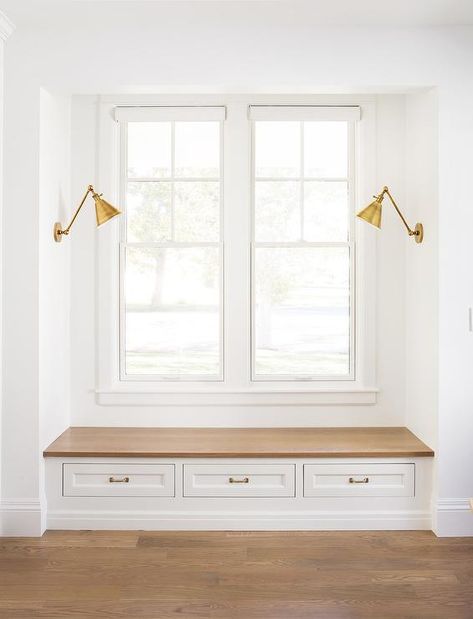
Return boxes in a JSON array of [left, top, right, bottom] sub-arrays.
[[404, 88, 438, 451]]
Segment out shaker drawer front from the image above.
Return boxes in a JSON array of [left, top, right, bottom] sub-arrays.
[[183, 464, 295, 497], [63, 463, 175, 497], [303, 463, 414, 497]]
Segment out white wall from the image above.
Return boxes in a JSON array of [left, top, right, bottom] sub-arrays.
[[404, 88, 440, 531], [0, 17, 72, 533], [0, 10, 13, 535], [1, 83, 71, 535], [1, 65, 42, 534], [1, 5, 472, 534], [436, 83, 473, 535], [38, 88, 71, 528], [405, 90, 438, 451]]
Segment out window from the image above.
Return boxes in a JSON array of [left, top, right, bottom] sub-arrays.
[[251, 107, 355, 380], [118, 107, 224, 380], [100, 99, 375, 404]]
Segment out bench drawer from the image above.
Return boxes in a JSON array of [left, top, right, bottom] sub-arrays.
[[303, 463, 414, 497], [183, 464, 295, 497], [63, 463, 175, 497]]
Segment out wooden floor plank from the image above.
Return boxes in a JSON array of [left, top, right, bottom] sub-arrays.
[[0, 530, 471, 618]]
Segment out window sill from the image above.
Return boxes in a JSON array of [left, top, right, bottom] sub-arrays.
[[95, 388, 378, 407]]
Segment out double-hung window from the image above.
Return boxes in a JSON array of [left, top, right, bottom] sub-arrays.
[[105, 100, 371, 402], [118, 106, 224, 380], [250, 106, 356, 380]]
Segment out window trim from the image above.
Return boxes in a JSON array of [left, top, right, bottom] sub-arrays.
[[95, 94, 378, 407]]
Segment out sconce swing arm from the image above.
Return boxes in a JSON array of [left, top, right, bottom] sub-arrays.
[[377, 186, 422, 240], [54, 185, 95, 241]]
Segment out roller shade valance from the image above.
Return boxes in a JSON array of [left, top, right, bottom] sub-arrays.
[[248, 105, 361, 122], [114, 106, 226, 122]]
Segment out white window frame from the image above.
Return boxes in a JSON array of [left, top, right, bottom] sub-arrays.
[[249, 106, 358, 381], [116, 106, 225, 382], [95, 94, 378, 407]]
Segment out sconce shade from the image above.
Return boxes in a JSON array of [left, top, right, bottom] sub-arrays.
[[93, 194, 121, 227], [357, 197, 382, 229]]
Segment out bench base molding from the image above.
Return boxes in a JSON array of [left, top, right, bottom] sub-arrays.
[[46, 510, 432, 531]]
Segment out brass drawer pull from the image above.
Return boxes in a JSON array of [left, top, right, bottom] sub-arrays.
[[229, 477, 249, 484], [109, 476, 130, 483], [349, 477, 369, 484]]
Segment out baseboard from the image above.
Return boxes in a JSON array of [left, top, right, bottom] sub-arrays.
[[435, 498, 473, 537], [0, 500, 45, 536], [47, 509, 432, 531]]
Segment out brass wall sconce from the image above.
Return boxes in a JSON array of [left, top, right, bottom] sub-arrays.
[[53, 185, 121, 242], [357, 186, 423, 243]]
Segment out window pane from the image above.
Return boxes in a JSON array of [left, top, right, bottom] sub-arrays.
[[124, 247, 220, 376], [255, 181, 300, 242], [255, 121, 300, 178], [127, 122, 171, 178], [254, 247, 350, 377], [175, 122, 220, 178], [304, 121, 348, 178], [127, 182, 172, 242], [174, 181, 220, 242], [304, 181, 349, 242]]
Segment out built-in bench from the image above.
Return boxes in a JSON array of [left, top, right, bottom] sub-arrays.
[[44, 427, 434, 531]]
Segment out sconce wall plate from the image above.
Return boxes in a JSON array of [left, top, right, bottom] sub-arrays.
[[53, 222, 64, 243], [413, 222, 424, 243]]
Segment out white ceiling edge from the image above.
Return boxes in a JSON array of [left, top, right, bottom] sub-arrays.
[[86, 0, 283, 1], [68, 0, 283, 2], [1, 0, 473, 28], [2, 0, 473, 27], [0, 11, 14, 40]]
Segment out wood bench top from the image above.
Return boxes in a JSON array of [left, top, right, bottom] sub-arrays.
[[43, 427, 434, 458]]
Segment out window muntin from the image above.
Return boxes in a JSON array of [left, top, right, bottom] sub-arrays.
[[252, 118, 353, 380], [121, 117, 223, 380]]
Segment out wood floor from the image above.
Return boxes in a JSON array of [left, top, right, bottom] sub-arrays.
[[0, 531, 472, 618]]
